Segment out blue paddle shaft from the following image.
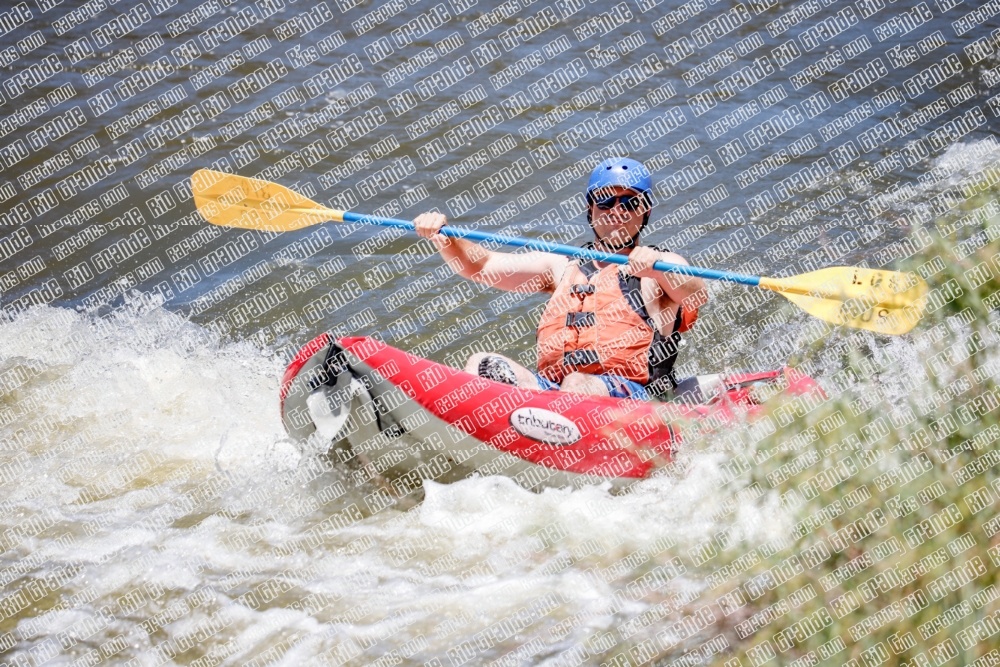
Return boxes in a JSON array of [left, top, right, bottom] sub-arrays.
[[340, 211, 762, 287]]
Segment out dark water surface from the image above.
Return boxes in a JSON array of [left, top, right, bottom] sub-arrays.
[[3, 0, 993, 370]]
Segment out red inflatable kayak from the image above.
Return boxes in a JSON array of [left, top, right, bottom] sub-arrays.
[[280, 335, 819, 492]]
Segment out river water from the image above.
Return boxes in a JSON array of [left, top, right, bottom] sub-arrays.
[[2, 0, 1000, 664]]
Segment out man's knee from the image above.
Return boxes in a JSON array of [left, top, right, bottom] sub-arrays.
[[561, 372, 608, 396], [560, 372, 589, 391]]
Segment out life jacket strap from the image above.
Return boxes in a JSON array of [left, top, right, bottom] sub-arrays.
[[565, 312, 596, 327], [563, 350, 600, 367]]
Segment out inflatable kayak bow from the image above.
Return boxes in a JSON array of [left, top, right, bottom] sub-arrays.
[[280, 336, 820, 492]]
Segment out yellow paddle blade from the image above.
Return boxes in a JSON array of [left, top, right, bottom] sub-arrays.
[[759, 267, 930, 335], [191, 169, 344, 232]]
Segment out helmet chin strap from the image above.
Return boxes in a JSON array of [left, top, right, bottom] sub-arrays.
[[593, 231, 638, 252], [587, 211, 650, 252]]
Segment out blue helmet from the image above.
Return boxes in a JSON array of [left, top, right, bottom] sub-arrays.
[[584, 157, 653, 251], [586, 157, 652, 203]]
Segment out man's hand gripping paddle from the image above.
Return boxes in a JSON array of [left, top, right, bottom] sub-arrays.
[[191, 169, 929, 335]]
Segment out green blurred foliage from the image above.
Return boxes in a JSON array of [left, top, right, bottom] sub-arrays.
[[709, 199, 1000, 665]]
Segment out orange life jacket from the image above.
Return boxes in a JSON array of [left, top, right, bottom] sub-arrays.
[[536, 260, 697, 386]]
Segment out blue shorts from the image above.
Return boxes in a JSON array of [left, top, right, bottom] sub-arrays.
[[534, 372, 650, 401]]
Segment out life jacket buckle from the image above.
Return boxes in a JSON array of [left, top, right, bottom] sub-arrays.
[[565, 312, 595, 328], [563, 350, 600, 367]]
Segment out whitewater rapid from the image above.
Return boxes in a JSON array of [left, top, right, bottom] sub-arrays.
[[1, 299, 791, 665]]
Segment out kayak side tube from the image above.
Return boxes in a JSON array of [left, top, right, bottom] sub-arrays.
[[281, 335, 680, 491]]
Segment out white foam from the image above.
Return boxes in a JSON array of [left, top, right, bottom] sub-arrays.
[[0, 301, 817, 664]]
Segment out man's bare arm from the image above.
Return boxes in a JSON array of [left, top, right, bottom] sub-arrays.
[[628, 247, 709, 309], [414, 212, 567, 293]]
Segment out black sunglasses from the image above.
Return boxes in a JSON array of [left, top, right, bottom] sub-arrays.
[[594, 194, 646, 211]]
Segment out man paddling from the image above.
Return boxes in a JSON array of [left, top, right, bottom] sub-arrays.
[[414, 157, 708, 400]]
